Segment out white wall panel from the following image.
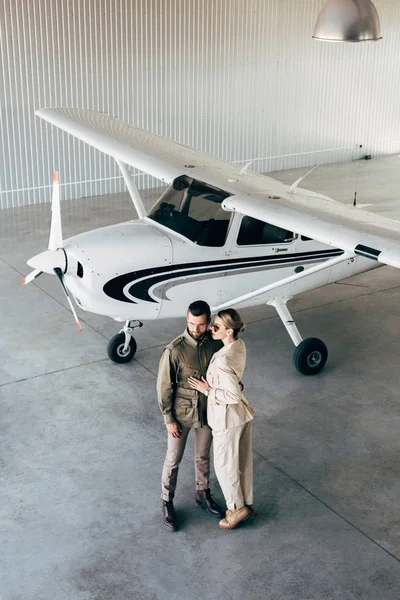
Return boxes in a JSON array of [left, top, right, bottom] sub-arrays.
[[1, 0, 400, 209]]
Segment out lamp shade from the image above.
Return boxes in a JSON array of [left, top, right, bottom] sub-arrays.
[[313, 0, 382, 42]]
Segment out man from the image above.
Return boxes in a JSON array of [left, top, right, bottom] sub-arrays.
[[157, 300, 224, 531]]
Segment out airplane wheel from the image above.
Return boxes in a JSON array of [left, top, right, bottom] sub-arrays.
[[107, 333, 137, 364], [293, 337, 327, 375]]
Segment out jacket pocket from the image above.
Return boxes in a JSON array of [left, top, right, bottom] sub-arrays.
[[208, 402, 227, 431], [175, 398, 197, 423], [177, 361, 201, 383]]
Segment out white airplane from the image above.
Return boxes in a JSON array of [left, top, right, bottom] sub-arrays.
[[23, 107, 400, 375]]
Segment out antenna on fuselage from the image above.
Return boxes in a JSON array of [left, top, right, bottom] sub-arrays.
[[239, 159, 255, 176], [288, 163, 321, 194], [352, 172, 360, 207], [239, 147, 271, 176]]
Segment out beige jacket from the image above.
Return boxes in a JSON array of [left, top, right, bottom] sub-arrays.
[[206, 338, 255, 431]]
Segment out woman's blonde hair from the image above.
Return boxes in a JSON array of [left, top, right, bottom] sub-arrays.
[[217, 308, 245, 338]]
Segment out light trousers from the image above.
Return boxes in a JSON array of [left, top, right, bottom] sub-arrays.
[[161, 424, 212, 501], [212, 421, 253, 510]]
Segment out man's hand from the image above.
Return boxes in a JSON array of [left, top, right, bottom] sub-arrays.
[[167, 422, 182, 438]]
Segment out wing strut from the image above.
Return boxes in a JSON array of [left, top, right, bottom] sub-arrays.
[[116, 160, 147, 219], [212, 251, 353, 311]]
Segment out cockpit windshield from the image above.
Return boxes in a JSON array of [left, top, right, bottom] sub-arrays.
[[147, 175, 232, 247]]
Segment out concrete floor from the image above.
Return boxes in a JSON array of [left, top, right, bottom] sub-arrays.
[[1, 156, 400, 599]]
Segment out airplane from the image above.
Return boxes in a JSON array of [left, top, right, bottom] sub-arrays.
[[23, 107, 400, 375]]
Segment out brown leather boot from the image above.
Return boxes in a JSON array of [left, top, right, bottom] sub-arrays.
[[219, 506, 250, 530], [246, 504, 257, 519], [195, 489, 225, 518], [162, 500, 178, 531]]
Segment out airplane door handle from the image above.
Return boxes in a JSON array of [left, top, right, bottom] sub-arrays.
[[274, 247, 288, 253]]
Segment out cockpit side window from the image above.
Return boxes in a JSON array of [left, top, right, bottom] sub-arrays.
[[148, 175, 232, 247], [237, 216, 294, 246]]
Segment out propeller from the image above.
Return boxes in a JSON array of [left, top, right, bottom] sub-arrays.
[[23, 171, 82, 332], [48, 170, 63, 251], [53, 267, 82, 332], [22, 269, 43, 285]]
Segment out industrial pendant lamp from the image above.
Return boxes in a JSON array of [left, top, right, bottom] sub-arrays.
[[313, 0, 382, 42]]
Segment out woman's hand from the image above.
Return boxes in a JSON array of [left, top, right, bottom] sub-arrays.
[[188, 376, 210, 394]]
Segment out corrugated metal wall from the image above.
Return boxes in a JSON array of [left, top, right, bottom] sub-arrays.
[[1, 0, 400, 209]]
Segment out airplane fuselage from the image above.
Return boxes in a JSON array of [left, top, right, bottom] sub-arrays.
[[63, 215, 376, 322]]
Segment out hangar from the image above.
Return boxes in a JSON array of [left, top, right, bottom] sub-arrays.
[[1, 1, 400, 598]]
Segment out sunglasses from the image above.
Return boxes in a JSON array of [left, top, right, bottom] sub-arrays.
[[211, 323, 223, 332]]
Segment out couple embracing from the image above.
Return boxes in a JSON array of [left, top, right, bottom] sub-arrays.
[[157, 300, 255, 531]]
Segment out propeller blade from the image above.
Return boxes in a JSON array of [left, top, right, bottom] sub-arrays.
[[22, 269, 43, 285], [53, 267, 82, 332], [48, 171, 63, 251]]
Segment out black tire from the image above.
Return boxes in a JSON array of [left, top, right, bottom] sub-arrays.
[[107, 333, 137, 364], [293, 337, 328, 375]]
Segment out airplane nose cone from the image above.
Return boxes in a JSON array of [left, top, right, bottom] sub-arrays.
[[27, 248, 66, 274]]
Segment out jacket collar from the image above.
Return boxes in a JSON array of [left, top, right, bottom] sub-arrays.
[[216, 337, 244, 358]]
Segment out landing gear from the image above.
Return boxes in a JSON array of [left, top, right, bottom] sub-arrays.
[[107, 320, 143, 364], [293, 338, 328, 375], [268, 299, 328, 375]]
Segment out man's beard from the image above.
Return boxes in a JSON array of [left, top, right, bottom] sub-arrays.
[[188, 328, 207, 340]]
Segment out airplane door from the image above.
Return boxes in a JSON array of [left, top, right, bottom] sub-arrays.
[[220, 215, 297, 306]]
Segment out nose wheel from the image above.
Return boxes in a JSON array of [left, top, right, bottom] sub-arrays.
[[107, 320, 142, 364]]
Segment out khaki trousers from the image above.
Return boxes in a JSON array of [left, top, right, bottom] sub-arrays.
[[212, 421, 253, 510], [161, 425, 212, 501]]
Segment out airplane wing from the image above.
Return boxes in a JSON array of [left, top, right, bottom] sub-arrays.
[[222, 190, 400, 269], [355, 199, 400, 219], [35, 107, 247, 186], [37, 107, 400, 269]]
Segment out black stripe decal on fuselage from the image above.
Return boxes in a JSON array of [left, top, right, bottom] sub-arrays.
[[354, 244, 381, 260], [102, 248, 344, 304]]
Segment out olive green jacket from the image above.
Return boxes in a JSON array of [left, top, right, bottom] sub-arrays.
[[157, 329, 222, 428]]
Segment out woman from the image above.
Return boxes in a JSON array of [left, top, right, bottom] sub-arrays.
[[188, 308, 255, 530]]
